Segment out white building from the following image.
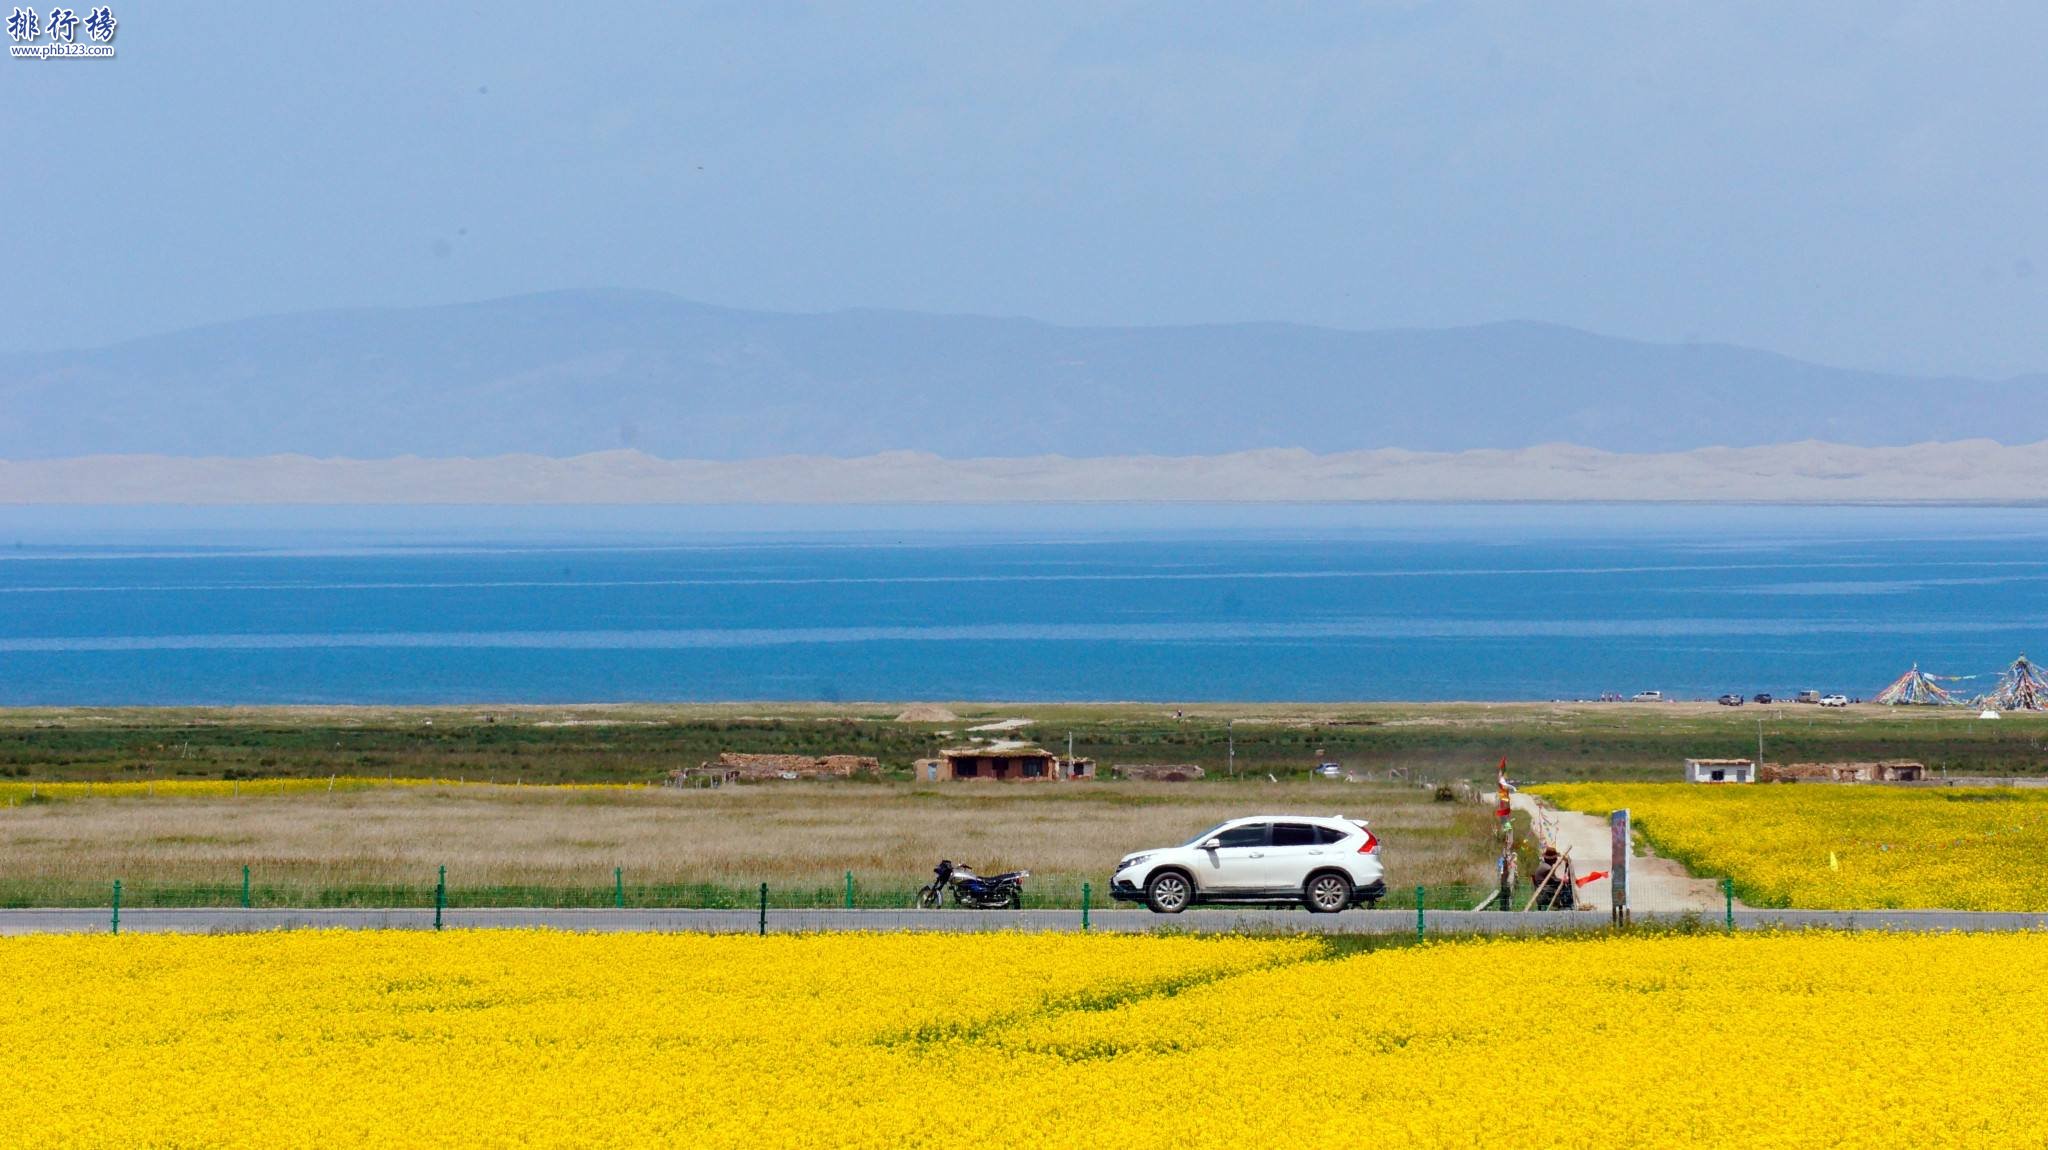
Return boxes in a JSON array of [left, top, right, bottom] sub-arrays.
[[1684, 757, 1755, 783]]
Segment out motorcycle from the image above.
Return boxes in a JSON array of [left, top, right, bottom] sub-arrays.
[[914, 859, 1028, 909]]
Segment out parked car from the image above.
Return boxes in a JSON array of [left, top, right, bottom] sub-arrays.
[[1820, 694, 1849, 707], [1717, 693, 1745, 707], [1110, 816, 1387, 914], [1630, 690, 1664, 702], [1313, 763, 1342, 778], [1794, 690, 1822, 704], [1753, 693, 1773, 704]]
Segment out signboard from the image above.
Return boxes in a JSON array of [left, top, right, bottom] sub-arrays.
[[1609, 808, 1631, 925]]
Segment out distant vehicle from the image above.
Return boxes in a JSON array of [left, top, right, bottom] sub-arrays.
[[1820, 694, 1849, 708], [1717, 693, 1745, 707], [1314, 763, 1342, 778], [1111, 816, 1386, 914], [1630, 690, 1664, 702], [1753, 693, 1773, 704], [1794, 690, 1823, 704]]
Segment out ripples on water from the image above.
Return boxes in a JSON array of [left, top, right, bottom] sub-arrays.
[[2, 504, 2045, 704]]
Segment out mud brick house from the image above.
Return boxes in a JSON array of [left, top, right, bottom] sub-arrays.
[[932, 742, 1095, 781], [1759, 760, 1927, 783], [1110, 763, 1207, 782], [682, 753, 880, 782]]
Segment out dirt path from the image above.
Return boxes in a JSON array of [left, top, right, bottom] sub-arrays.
[[1511, 793, 1740, 913]]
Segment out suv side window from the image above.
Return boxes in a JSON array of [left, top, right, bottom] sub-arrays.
[[1313, 825, 1352, 845], [1270, 823, 1319, 847], [1213, 823, 1269, 848]]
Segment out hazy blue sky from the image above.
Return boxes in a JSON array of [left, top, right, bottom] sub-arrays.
[[6, 2, 2045, 376]]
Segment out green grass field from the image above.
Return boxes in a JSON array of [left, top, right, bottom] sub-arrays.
[[1, 701, 2041, 785], [3, 701, 2034, 911]]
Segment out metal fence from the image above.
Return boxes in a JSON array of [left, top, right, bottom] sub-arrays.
[[0, 870, 1503, 915], [25, 901, 2045, 940]]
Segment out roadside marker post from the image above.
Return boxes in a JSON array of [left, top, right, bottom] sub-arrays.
[[1081, 882, 1091, 931], [242, 865, 251, 909], [843, 870, 854, 910], [758, 883, 768, 936], [111, 880, 121, 936], [1724, 877, 1735, 932], [1415, 885, 1425, 939], [1610, 810, 1632, 928], [434, 866, 445, 931], [614, 867, 625, 909]]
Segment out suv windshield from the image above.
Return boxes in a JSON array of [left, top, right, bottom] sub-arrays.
[[1185, 821, 1269, 848], [1211, 824, 1269, 848]]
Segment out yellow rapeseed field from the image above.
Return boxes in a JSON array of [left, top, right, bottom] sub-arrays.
[[5, 929, 2048, 1148], [1537, 782, 2048, 909], [0, 776, 636, 805]]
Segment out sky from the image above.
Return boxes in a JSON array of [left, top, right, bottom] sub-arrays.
[[5, 1, 2046, 378]]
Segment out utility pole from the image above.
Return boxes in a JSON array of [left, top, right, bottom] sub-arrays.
[[1757, 717, 1765, 773], [1066, 731, 1074, 774], [1227, 719, 1235, 779]]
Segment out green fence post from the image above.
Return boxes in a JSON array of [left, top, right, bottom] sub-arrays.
[[111, 879, 121, 936], [614, 867, 624, 909], [242, 865, 251, 909], [758, 882, 768, 936], [434, 865, 445, 931], [1415, 885, 1425, 940], [844, 870, 854, 910], [1723, 877, 1734, 932], [1081, 882, 1091, 931]]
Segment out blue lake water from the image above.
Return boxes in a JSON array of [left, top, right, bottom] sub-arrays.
[[3, 504, 2047, 705]]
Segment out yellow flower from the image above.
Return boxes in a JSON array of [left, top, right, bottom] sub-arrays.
[[1535, 782, 2048, 910], [4, 929, 2046, 1148], [0, 776, 635, 806]]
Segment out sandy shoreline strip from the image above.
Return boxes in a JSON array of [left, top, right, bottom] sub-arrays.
[[3, 439, 2045, 504]]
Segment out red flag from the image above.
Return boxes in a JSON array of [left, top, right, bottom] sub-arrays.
[[1495, 756, 1511, 819], [1575, 870, 1610, 888]]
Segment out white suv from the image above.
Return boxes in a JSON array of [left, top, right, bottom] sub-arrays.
[[1110, 815, 1387, 914]]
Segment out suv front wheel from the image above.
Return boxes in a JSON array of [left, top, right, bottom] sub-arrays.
[[1303, 872, 1352, 914], [1144, 870, 1193, 914]]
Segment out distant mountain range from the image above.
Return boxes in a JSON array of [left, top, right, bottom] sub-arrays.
[[2, 289, 2041, 459]]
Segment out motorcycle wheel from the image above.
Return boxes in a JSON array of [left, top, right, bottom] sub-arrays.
[[1002, 889, 1021, 910], [914, 885, 940, 910]]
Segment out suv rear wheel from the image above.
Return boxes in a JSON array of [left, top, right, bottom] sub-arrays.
[[1144, 871, 1193, 914], [1303, 872, 1352, 914]]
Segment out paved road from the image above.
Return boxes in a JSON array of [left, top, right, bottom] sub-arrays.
[[7, 906, 2046, 936]]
